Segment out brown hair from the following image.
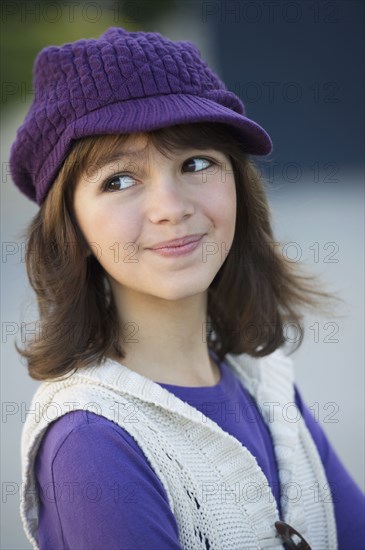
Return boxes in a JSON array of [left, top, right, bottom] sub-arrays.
[[16, 122, 341, 380]]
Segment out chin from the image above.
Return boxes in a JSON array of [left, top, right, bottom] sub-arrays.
[[148, 277, 214, 302], [109, 269, 217, 302], [163, 291, 205, 302]]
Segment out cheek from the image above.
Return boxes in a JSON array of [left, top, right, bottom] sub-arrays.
[[207, 177, 237, 232], [77, 203, 140, 250]]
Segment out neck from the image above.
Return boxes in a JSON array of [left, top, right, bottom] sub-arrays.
[[109, 286, 219, 387]]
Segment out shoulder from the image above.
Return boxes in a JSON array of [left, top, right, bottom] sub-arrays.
[[34, 415, 183, 549], [35, 410, 148, 473], [225, 346, 295, 398]]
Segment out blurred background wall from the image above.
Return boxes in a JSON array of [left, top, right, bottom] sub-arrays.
[[1, 1, 364, 548]]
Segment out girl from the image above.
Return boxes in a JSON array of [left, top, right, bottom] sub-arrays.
[[10, 27, 364, 550]]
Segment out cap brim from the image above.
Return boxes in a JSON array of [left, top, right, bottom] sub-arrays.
[[37, 93, 272, 204]]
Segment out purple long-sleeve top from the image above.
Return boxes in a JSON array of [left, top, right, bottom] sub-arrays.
[[35, 353, 365, 549]]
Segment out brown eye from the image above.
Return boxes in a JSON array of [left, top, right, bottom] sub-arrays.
[[103, 174, 137, 192], [182, 157, 213, 173]]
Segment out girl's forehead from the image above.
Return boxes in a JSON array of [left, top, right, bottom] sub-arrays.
[[89, 133, 155, 169], [77, 129, 231, 181], [112, 132, 150, 150], [117, 133, 150, 155], [93, 132, 218, 161]]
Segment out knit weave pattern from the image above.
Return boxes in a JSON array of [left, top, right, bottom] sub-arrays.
[[9, 27, 272, 205], [21, 348, 337, 550]]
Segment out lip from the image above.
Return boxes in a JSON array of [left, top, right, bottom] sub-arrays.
[[147, 233, 205, 257], [148, 233, 205, 250]]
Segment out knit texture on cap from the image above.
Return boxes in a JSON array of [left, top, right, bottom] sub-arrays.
[[9, 27, 272, 205]]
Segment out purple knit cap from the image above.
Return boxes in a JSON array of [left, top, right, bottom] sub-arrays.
[[9, 26, 273, 205]]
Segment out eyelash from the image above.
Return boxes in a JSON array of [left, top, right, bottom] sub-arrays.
[[101, 156, 218, 193]]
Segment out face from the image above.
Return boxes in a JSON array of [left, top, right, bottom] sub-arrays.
[[73, 133, 237, 304]]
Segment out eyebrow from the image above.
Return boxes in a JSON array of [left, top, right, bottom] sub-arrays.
[[84, 148, 150, 179], [81, 146, 224, 183], [100, 149, 148, 164], [98, 149, 146, 167]]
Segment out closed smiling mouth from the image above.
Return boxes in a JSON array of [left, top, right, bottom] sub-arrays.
[[147, 233, 205, 250]]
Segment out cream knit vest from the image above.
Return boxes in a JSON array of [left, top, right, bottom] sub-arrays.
[[21, 348, 337, 549]]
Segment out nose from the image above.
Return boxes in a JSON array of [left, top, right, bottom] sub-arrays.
[[146, 176, 195, 224]]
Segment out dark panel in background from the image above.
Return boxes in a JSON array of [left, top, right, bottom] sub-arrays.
[[206, 0, 364, 172]]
